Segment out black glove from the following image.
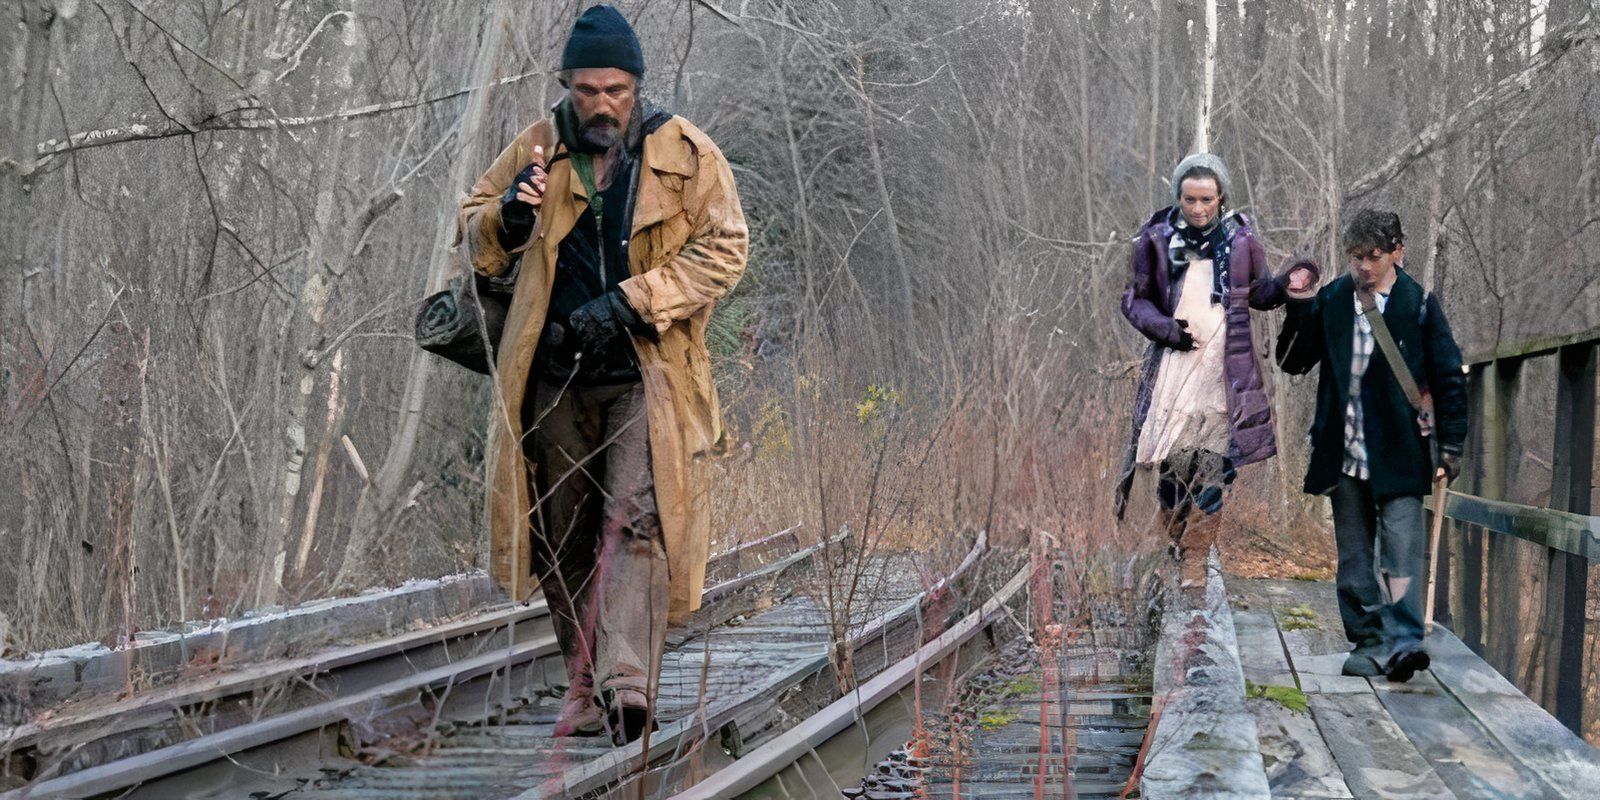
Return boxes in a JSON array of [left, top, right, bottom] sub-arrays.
[[1170, 318, 1196, 351], [497, 164, 542, 250], [567, 290, 655, 361], [1437, 446, 1462, 483]]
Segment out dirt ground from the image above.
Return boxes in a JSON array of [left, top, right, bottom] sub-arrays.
[[1120, 466, 1339, 581], [1217, 514, 1338, 581]]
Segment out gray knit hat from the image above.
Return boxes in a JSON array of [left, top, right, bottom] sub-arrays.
[[1171, 153, 1232, 205]]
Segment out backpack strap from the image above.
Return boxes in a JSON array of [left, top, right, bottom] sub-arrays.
[[1356, 287, 1425, 412]]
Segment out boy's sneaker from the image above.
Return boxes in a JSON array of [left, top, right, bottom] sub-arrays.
[[1341, 641, 1387, 677], [1384, 647, 1431, 683], [1341, 652, 1383, 677]]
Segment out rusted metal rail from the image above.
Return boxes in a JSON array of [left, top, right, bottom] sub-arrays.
[[286, 533, 993, 800], [1, 528, 813, 799], [669, 564, 1029, 799]]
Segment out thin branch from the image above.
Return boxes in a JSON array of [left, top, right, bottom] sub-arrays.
[[29, 68, 547, 168], [689, 0, 740, 26], [121, 0, 247, 91], [275, 11, 355, 82], [18, 286, 130, 430], [1345, 18, 1600, 200]]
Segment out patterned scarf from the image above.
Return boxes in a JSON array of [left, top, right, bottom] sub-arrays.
[[1167, 208, 1240, 305]]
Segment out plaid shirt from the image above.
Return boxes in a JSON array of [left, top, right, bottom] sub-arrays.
[[1343, 291, 1389, 480]]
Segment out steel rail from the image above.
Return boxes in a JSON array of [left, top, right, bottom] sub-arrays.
[[2, 531, 813, 799], [667, 564, 1030, 799], [2, 599, 551, 754], [6, 630, 561, 799], [537, 531, 991, 800]]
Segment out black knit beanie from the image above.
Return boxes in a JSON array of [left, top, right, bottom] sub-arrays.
[[561, 5, 645, 78]]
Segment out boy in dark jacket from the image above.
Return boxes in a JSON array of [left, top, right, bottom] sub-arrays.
[[1276, 210, 1468, 682]]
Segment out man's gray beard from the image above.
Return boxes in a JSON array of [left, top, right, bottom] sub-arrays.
[[576, 124, 619, 153]]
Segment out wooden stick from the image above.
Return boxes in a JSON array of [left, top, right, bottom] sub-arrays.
[[1424, 470, 1449, 632]]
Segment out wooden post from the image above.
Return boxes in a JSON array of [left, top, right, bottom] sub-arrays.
[[1479, 358, 1519, 666], [1548, 343, 1595, 734], [1458, 369, 1487, 651], [1432, 488, 1453, 628]]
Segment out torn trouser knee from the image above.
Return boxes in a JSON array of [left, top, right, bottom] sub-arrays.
[[1330, 476, 1427, 650]]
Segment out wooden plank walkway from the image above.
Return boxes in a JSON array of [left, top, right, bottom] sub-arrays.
[[1227, 577, 1600, 799]]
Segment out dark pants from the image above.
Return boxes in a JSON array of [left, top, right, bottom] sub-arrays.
[[1155, 447, 1236, 515], [522, 380, 668, 702], [1329, 476, 1426, 654]]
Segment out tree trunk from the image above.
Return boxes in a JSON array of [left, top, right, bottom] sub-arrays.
[[1074, 12, 1097, 239], [1, 3, 63, 419], [1145, 0, 1162, 206], [1323, 0, 1348, 272], [260, 12, 366, 607], [333, 0, 523, 592], [1195, 0, 1218, 153], [855, 57, 918, 349]]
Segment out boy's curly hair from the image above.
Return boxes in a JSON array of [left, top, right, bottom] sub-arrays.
[[1342, 209, 1404, 255]]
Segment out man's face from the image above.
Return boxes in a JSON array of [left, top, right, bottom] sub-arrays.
[[568, 67, 636, 152], [1348, 244, 1403, 290], [1179, 177, 1221, 229]]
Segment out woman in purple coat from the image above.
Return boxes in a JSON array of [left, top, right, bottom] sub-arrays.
[[1115, 153, 1317, 588]]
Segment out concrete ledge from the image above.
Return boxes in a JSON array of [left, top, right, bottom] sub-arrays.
[[0, 572, 504, 725], [1141, 549, 1271, 799]]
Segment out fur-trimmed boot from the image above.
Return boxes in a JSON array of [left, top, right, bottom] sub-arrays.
[[1176, 510, 1221, 591]]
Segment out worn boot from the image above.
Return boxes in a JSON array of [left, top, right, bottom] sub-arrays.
[[1384, 646, 1431, 683], [1341, 639, 1387, 677], [552, 678, 605, 737], [1158, 506, 1189, 564], [1177, 510, 1221, 591], [603, 687, 657, 745]]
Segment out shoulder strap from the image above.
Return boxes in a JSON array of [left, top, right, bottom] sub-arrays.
[[1357, 288, 1425, 412]]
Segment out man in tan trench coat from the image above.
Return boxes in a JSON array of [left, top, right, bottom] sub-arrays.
[[455, 5, 746, 743]]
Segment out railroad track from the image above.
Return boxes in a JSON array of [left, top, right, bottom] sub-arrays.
[[2, 528, 1013, 800], [671, 560, 1156, 800], [671, 564, 1032, 799], [297, 532, 996, 800], [1, 527, 814, 799]]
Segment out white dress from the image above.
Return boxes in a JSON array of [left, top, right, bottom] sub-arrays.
[[1136, 255, 1232, 466]]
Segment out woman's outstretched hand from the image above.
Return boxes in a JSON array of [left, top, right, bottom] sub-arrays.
[[1287, 266, 1315, 294]]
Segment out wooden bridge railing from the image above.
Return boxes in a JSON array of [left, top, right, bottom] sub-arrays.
[[1431, 325, 1599, 735]]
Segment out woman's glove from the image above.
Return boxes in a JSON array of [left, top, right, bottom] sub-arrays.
[[1169, 318, 1196, 351]]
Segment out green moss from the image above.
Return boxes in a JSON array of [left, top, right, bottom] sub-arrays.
[[1245, 680, 1309, 714], [978, 708, 1021, 731], [1276, 604, 1320, 632], [998, 673, 1041, 698]]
